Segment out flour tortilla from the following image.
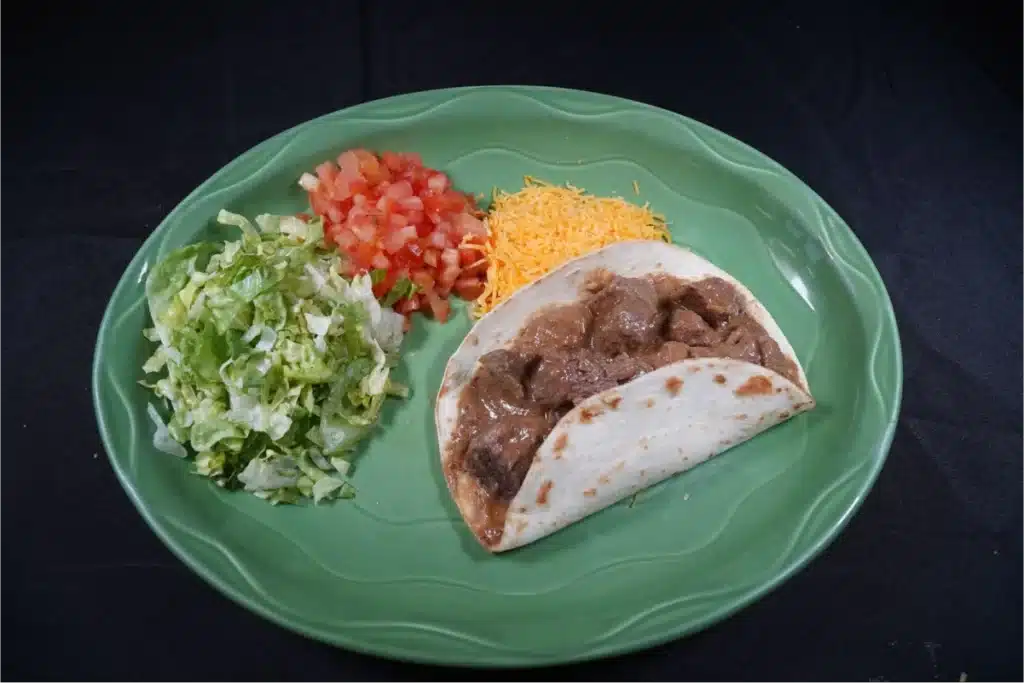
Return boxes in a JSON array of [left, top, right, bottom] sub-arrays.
[[435, 240, 815, 552]]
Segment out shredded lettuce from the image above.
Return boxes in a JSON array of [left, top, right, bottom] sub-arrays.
[[140, 210, 407, 504]]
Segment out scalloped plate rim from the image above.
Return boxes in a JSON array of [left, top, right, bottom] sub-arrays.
[[91, 84, 903, 667]]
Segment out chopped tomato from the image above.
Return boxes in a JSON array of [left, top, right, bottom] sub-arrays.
[[453, 277, 486, 300], [300, 148, 489, 323], [423, 287, 451, 323]]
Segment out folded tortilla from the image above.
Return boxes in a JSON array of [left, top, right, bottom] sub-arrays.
[[435, 240, 815, 552]]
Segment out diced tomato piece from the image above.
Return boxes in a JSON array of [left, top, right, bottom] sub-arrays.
[[383, 225, 418, 254], [331, 174, 353, 201], [387, 213, 408, 230], [315, 162, 337, 185], [427, 173, 449, 193], [423, 249, 439, 267], [400, 152, 423, 168], [453, 277, 486, 301], [356, 240, 377, 260], [461, 259, 488, 279], [337, 151, 362, 179], [357, 150, 390, 184], [420, 287, 449, 322], [349, 217, 376, 243], [439, 265, 460, 289], [381, 151, 405, 173], [411, 271, 435, 291], [440, 248, 460, 268], [425, 231, 446, 249], [398, 196, 424, 212], [334, 229, 358, 250], [309, 189, 332, 217], [386, 180, 414, 201], [453, 212, 486, 237], [458, 243, 482, 265], [348, 179, 369, 196]]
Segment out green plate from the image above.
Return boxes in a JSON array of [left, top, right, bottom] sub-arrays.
[[92, 86, 902, 666]]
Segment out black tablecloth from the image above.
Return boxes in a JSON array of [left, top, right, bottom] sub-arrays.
[[3, 1, 1021, 680]]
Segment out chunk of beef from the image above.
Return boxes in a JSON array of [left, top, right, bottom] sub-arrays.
[[721, 315, 767, 365], [645, 341, 691, 369], [518, 303, 592, 352], [666, 307, 720, 346], [681, 277, 742, 326], [587, 275, 663, 354], [605, 354, 652, 382], [465, 417, 548, 501], [530, 350, 618, 406], [529, 349, 653, 406], [718, 332, 762, 364], [650, 273, 690, 306], [685, 315, 762, 365], [473, 349, 538, 419]]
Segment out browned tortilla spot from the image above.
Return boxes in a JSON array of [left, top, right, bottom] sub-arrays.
[[515, 520, 528, 533], [438, 384, 449, 398], [580, 405, 603, 423], [688, 366, 701, 374], [536, 480, 554, 505], [775, 386, 783, 394], [517, 506, 528, 513], [598, 474, 611, 485], [665, 376, 683, 396], [645, 398, 655, 408], [713, 374, 726, 384], [602, 394, 623, 410], [734, 413, 748, 420], [614, 460, 626, 471], [553, 432, 568, 453], [583, 488, 597, 497], [778, 411, 790, 420], [735, 375, 773, 396], [468, 334, 479, 346]]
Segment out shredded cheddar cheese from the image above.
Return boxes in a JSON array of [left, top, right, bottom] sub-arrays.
[[472, 177, 670, 317]]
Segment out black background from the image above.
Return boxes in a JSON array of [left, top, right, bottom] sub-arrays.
[[2, 1, 1022, 680]]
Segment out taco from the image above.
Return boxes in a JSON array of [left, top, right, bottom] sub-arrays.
[[435, 240, 815, 552]]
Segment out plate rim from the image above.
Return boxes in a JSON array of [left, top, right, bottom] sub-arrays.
[[92, 84, 904, 667]]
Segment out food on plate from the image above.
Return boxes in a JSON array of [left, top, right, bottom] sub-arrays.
[[140, 210, 408, 504], [472, 177, 669, 318], [435, 240, 815, 552], [299, 149, 487, 324]]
